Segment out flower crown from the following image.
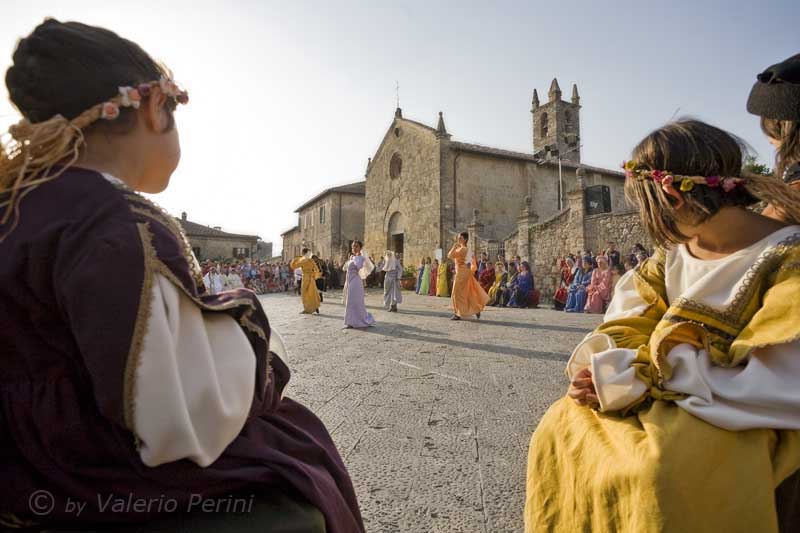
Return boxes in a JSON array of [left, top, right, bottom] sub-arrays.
[[98, 76, 189, 120], [621, 160, 745, 195]]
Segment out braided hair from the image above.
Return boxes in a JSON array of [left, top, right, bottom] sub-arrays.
[[1, 19, 174, 240]]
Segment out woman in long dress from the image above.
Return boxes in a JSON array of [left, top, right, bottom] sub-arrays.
[[447, 232, 490, 321], [419, 257, 432, 295], [487, 262, 507, 306], [382, 250, 403, 312], [415, 260, 424, 294], [428, 259, 439, 296], [290, 249, 322, 314], [343, 240, 375, 328], [564, 257, 593, 313], [436, 259, 450, 297], [584, 255, 612, 314]]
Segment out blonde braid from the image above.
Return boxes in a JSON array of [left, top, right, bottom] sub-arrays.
[[744, 171, 800, 224], [0, 103, 103, 242]]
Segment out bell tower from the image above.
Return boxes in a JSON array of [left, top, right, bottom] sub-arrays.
[[531, 78, 581, 163]]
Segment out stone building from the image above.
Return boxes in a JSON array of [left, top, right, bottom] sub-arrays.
[[501, 167, 651, 303], [281, 182, 366, 262], [363, 79, 627, 265], [177, 212, 261, 261]]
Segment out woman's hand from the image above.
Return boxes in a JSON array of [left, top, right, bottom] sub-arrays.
[[568, 367, 599, 408]]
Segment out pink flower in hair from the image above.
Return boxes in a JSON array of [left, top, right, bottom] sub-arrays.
[[101, 102, 120, 120], [661, 175, 674, 186], [722, 178, 738, 192], [137, 83, 152, 97], [706, 175, 721, 187], [651, 170, 664, 183]]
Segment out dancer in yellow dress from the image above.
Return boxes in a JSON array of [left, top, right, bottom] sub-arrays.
[[447, 232, 489, 321], [436, 259, 450, 297], [525, 120, 800, 533], [290, 248, 321, 314]]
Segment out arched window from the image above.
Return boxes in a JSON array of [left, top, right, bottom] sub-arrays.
[[565, 110, 572, 126], [389, 153, 403, 179], [540, 113, 548, 137]]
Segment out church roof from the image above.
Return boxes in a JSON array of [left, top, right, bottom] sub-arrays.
[[448, 141, 624, 177], [294, 181, 366, 213], [177, 216, 260, 241]]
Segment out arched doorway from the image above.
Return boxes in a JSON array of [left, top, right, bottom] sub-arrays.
[[386, 211, 405, 256]]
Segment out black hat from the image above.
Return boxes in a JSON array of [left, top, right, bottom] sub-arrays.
[[746, 53, 800, 121]]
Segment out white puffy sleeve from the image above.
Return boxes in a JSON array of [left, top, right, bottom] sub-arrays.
[[668, 341, 800, 430], [604, 269, 650, 321], [133, 273, 256, 467], [565, 333, 647, 412]]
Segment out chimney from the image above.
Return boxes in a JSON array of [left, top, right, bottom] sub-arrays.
[[181, 211, 187, 221]]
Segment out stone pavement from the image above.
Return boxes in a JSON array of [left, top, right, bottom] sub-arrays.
[[259, 290, 602, 533]]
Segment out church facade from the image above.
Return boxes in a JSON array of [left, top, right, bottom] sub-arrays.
[[363, 79, 627, 265]]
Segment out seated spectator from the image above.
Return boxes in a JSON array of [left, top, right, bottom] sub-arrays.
[[478, 260, 495, 293], [564, 257, 593, 312], [584, 255, 613, 314], [508, 261, 538, 308], [494, 261, 518, 307], [487, 262, 508, 306], [553, 258, 574, 311]]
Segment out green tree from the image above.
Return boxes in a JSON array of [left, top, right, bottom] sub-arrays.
[[743, 155, 772, 176]]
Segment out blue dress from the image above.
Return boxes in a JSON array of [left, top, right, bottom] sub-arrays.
[[565, 268, 593, 312], [508, 272, 534, 308], [415, 265, 424, 293]]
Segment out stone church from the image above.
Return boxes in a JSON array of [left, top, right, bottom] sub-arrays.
[[363, 79, 627, 264]]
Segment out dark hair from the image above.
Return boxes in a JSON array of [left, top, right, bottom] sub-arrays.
[[353, 240, 363, 248], [459, 231, 469, 242], [613, 264, 626, 275], [626, 119, 800, 245], [301, 248, 309, 254], [6, 19, 174, 128], [521, 261, 531, 272]]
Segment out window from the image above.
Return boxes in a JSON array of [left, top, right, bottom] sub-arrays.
[[389, 153, 402, 179], [232, 247, 250, 258], [191, 246, 202, 260], [540, 113, 548, 137], [319, 205, 326, 224]]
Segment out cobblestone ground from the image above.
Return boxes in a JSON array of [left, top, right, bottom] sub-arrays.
[[259, 290, 601, 533]]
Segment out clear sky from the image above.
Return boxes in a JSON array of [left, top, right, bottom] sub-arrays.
[[2, 0, 798, 255]]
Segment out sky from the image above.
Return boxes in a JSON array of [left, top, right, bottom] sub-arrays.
[[2, 0, 798, 255]]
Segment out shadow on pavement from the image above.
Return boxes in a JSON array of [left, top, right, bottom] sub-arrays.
[[359, 322, 572, 363]]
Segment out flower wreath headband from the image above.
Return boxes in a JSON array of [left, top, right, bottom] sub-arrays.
[[621, 160, 745, 198], [0, 76, 189, 243]]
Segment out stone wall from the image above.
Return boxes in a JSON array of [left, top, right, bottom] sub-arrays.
[[281, 228, 302, 262], [340, 193, 366, 259], [188, 236, 258, 261], [584, 210, 647, 257], [506, 178, 651, 303], [365, 116, 442, 266]]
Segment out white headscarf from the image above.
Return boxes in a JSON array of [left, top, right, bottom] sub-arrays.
[[344, 251, 375, 280], [382, 251, 397, 272]]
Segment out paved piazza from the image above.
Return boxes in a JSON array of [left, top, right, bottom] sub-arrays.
[[259, 290, 602, 533]]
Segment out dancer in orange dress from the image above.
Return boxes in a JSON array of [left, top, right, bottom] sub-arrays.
[[447, 232, 490, 321]]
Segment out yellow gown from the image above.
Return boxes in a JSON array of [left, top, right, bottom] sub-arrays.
[[526, 232, 800, 533], [448, 245, 489, 317], [487, 270, 505, 304], [289, 256, 321, 314], [436, 261, 449, 297]]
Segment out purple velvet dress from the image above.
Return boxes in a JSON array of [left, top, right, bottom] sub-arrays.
[[344, 256, 375, 328], [0, 168, 364, 532]]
